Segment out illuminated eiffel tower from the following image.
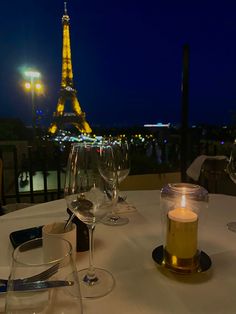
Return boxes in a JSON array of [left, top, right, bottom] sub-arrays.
[[49, 2, 92, 134]]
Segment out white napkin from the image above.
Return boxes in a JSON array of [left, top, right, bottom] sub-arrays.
[[0, 267, 49, 313], [186, 155, 227, 181], [0, 294, 6, 313], [0, 290, 49, 313]]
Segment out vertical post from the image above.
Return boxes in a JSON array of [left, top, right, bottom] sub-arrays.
[[24, 69, 42, 138], [31, 78, 36, 138], [180, 44, 190, 182], [13, 146, 20, 203], [28, 146, 34, 203], [0, 149, 5, 206], [31, 85, 35, 133], [42, 145, 48, 202], [56, 147, 62, 199]]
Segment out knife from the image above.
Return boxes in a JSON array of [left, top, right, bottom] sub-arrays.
[[0, 280, 74, 293]]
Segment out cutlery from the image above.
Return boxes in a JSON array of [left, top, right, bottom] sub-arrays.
[[64, 213, 75, 231], [0, 280, 74, 293], [105, 190, 127, 203], [118, 195, 127, 203], [0, 263, 59, 285]]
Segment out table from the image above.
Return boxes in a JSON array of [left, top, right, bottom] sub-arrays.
[[1, 190, 236, 313]]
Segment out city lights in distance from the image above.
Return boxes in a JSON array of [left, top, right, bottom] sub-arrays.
[[144, 122, 170, 128]]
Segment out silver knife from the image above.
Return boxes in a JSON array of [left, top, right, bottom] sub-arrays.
[[0, 280, 74, 293]]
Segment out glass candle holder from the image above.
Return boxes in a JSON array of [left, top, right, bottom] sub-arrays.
[[160, 183, 208, 273]]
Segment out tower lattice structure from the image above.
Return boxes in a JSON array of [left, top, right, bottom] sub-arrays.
[[49, 2, 92, 134]]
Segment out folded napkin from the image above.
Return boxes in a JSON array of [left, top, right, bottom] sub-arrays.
[[186, 155, 227, 181]]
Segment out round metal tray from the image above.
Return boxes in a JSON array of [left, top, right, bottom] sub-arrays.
[[152, 245, 212, 274]]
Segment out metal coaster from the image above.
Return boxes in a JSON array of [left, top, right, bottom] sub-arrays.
[[152, 245, 212, 274]]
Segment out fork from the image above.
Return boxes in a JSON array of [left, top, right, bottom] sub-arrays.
[[0, 262, 59, 285], [0, 280, 74, 293], [105, 189, 127, 203]]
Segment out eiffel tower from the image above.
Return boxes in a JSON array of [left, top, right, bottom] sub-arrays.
[[49, 2, 92, 134]]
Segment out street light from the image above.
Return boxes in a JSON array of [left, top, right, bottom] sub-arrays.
[[23, 69, 44, 134]]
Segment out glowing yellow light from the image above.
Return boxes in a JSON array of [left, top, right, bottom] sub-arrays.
[[49, 4, 92, 135], [181, 195, 187, 208], [35, 83, 42, 91], [49, 124, 57, 134], [24, 82, 31, 90], [171, 255, 178, 267]]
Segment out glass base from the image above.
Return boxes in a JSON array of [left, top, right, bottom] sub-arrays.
[[227, 222, 236, 232], [78, 268, 115, 299], [101, 214, 129, 226]]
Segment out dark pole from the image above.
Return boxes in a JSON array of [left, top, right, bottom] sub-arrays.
[[180, 44, 190, 182], [31, 80, 36, 138]]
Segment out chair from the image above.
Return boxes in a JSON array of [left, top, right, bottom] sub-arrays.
[[199, 158, 236, 195], [0, 157, 34, 215], [199, 158, 227, 193]]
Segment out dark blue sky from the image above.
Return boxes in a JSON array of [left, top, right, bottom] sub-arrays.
[[1, 0, 236, 127]]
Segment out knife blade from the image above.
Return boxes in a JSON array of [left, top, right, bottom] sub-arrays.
[[0, 280, 74, 293]]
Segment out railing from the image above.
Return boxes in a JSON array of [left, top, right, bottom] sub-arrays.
[[0, 139, 233, 205], [0, 142, 71, 205]]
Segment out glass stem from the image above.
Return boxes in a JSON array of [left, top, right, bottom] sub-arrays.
[[87, 224, 96, 279], [111, 183, 119, 216]]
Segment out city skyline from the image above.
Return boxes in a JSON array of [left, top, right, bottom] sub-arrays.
[[1, 1, 236, 128]]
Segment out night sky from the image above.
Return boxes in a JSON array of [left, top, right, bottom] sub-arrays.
[[1, 0, 236, 128]]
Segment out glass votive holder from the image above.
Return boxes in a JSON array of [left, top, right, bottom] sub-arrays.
[[160, 183, 208, 274]]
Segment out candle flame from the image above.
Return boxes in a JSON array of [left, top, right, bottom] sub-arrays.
[[181, 195, 186, 208]]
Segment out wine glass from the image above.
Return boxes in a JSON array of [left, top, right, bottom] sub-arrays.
[[64, 142, 115, 298], [5, 237, 83, 314], [226, 139, 236, 232], [99, 139, 130, 226]]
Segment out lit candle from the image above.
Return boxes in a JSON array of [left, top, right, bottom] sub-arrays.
[[165, 194, 199, 270]]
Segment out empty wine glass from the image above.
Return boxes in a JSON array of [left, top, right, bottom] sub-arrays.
[[99, 139, 130, 226], [226, 139, 236, 232], [64, 142, 115, 298]]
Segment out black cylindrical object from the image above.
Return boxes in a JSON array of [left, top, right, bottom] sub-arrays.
[[67, 208, 89, 252]]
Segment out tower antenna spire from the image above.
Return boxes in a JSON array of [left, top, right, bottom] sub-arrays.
[[64, 2, 67, 15]]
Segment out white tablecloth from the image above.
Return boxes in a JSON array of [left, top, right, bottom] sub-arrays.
[[1, 190, 236, 314]]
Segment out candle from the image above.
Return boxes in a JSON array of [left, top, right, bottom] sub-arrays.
[[165, 195, 199, 271], [161, 183, 208, 273]]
